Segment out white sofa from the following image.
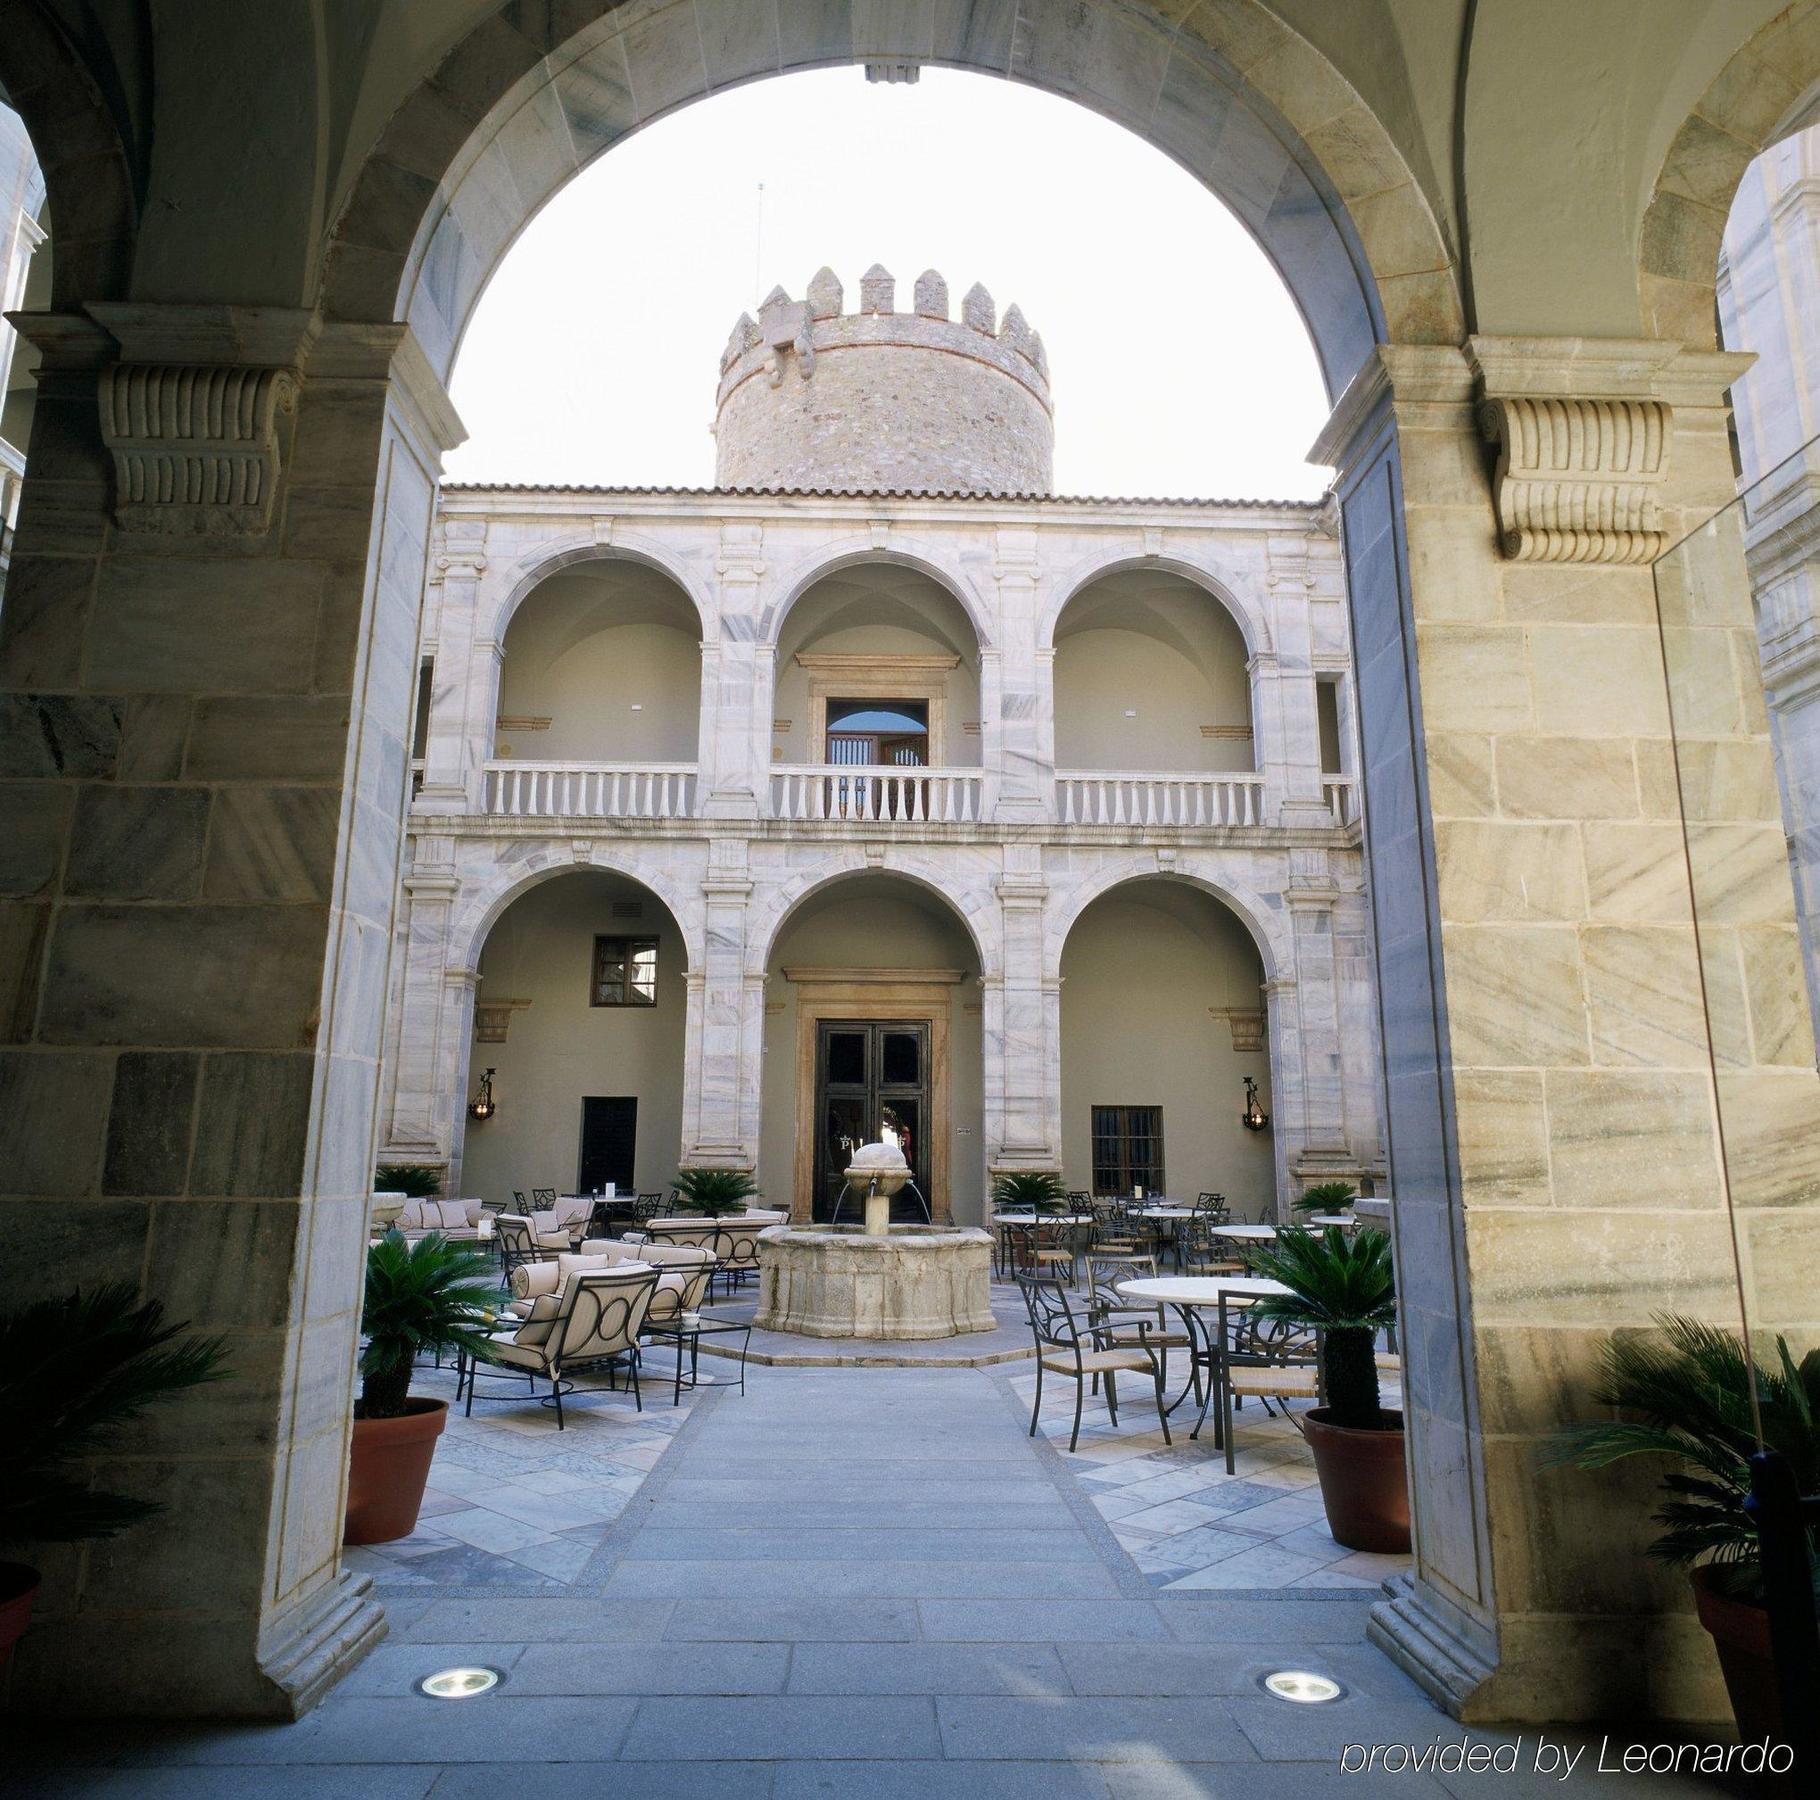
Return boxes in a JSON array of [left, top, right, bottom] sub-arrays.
[[395, 1196, 485, 1241]]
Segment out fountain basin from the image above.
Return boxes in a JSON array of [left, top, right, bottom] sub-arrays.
[[753, 1224, 995, 1340]]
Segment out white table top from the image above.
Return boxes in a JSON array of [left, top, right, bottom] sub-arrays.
[[1203, 1222, 1278, 1240], [992, 1213, 1093, 1226], [1305, 1213, 1357, 1228], [1134, 1205, 1194, 1219], [1116, 1275, 1293, 1305]]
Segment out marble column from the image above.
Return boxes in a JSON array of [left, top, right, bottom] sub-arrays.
[[415, 522, 487, 811], [685, 848, 755, 1166], [0, 303, 461, 1716], [703, 521, 763, 820], [377, 862, 461, 1165], [992, 526, 1049, 822], [1315, 335, 1820, 1725], [992, 855, 1054, 1167]]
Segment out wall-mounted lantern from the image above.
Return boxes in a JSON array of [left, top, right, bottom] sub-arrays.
[[467, 1067, 497, 1122], [1241, 1075, 1270, 1133]]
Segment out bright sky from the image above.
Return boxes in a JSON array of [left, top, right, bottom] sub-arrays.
[[445, 67, 1331, 501]]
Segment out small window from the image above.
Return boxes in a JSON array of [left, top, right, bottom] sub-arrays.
[[1316, 678, 1345, 775], [592, 935, 658, 1007], [1091, 1105, 1166, 1196]]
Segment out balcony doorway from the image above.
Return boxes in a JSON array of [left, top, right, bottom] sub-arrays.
[[826, 698, 929, 766]]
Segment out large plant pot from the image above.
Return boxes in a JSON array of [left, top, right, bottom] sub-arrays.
[[0, 1561, 39, 1671], [345, 1397, 447, 1545], [1691, 1565, 1783, 1745], [1301, 1406, 1410, 1553]]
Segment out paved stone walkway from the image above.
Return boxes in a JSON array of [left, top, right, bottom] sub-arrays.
[[12, 1366, 1747, 1797]]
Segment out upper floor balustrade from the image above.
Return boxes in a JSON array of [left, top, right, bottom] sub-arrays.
[[455, 755, 1357, 833]]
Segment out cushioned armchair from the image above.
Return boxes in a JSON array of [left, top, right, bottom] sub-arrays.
[[510, 1243, 713, 1331], [468, 1266, 660, 1427]]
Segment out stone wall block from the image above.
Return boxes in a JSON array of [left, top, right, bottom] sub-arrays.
[[0, 782, 72, 897], [188, 1052, 317, 1198], [1494, 735, 1639, 820], [117, 695, 193, 783], [1581, 821, 1695, 922], [1425, 733, 1495, 818], [103, 1051, 200, 1196], [1741, 1208, 1820, 1329], [1443, 924, 1589, 1066], [1541, 1070, 1721, 1209], [1580, 924, 1710, 1068], [0, 902, 49, 1043], [86, 558, 327, 695], [1529, 626, 1673, 736], [0, 1048, 112, 1194], [38, 904, 331, 1049], [1738, 925, 1814, 1064], [65, 785, 209, 901], [0, 693, 121, 779], [1712, 1067, 1820, 1210], [0, 552, 95, 686], [185, 696, 352, 782], [1683, 820, 1801, 923], [1451, 1069, 1551, 1204], [1434, 820, 1584, 922], [1467, 1207, 1737, 1326], [1412, 625, 1532, 732], [203, 788, 342, 904]]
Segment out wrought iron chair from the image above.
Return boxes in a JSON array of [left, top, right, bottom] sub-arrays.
[[465, 1267, 659, 1428], [494, 1213, 546, 1279], [531, 1187, 558, 1207], [1017, 1273, 1171, 1453], [1084, 1253, 1194, 1400], [1088, 1197, 1141, 1260], [634, 1192, 665, 1224], [1205, 1291, 1322, 1466]]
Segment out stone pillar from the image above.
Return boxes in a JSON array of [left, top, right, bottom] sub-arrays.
[[0, 304, 461, 1717], [992, 526, 1049, 821], [437, 965, 482, 1194], [703, 521, 763, 820], [377, 861, 461, 1167], [992, 856, 1054, 1168], [1314, 336, 1820, 1725], [415, 521, 487, 810], [685, 846, 755, 1167], [1280, 867, 1355, 1192]]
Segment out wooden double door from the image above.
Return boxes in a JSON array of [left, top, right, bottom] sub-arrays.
[[813, 1019, 931, 1223]]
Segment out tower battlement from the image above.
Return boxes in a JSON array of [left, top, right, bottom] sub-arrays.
[[712, 265, 1055, 495]]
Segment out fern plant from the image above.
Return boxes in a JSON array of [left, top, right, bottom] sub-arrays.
[[1246, 1226, 1397, 1431], [1548, 1314, 1820, 1604], [0, 1286, 228, 1549], [1291, 1180, 1357, 1216], [375, 1164, 442, 1199], [671, 1167, 757, 1217], [990, 1170, 1069, 1214], [359, 1231, 500, 1420]]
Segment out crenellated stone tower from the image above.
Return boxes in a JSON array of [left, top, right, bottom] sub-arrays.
[[713, 264, 1054, 494]]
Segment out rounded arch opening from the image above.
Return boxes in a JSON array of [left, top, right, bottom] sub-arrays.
[[772, 558, 984, 770], [495, 554, 706, 764], [462, 865, 690, 1204], [1058, 875, 1274, 1216], [1052, 565, 1258, 775], [328, 1, 1464, 413], [758, 867, 986, 1225]]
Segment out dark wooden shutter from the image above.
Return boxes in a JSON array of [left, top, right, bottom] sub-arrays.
[[578, 1096, 637, 1193]]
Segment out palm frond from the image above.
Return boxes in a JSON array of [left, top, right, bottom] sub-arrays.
[[1245, 1226, 1396, 1331]]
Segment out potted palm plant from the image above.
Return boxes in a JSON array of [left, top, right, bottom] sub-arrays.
[[671, 1167, 758, 1218], [376, 1164, 443, 1199], [991, 1170, 1069, 1215], [1550, 1314, 1819, 1744], [348, 1230, 500, 1545], [1247, 1225, 1407, 1552], [0, 1285, 227, 1671], [1291, 1179, 1357, 1217]]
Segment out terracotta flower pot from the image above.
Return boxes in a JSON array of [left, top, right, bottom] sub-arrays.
[[0, 1561, 39, 1671], [345, 1397, 447, 1545], [1301, 1406, 1411, 1553], [1691, 1564, 1784, 1746]]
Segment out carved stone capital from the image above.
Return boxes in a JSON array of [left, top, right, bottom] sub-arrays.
[[1477, 393, 1670, 564], [99, 362, 297, 535]]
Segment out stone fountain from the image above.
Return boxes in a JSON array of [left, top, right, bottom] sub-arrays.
[[753, 1140, 994, 1340]]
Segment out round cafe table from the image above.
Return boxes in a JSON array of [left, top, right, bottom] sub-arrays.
[[1114, 1275, 1296, 1438], [1304, 1213, 1357, 1229], [1204, 1223, 1277, 1240], [991, 1213, 1093, 1279]]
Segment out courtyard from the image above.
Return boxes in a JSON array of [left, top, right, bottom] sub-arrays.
[[4, 1338, 1751, 1797]]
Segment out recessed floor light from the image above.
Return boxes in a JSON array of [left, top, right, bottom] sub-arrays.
[[1260, 1669, 1345, 1704], [417, 1665, 503, 1700]]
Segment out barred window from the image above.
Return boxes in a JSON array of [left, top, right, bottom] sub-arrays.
[[591, 936, 658, 1007], [1090, 1105, 1165, 1196]]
